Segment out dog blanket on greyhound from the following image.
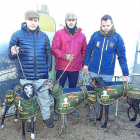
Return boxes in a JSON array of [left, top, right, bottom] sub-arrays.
[[95, 81, 140, 105], [4, 84, 40, 119], [52, 81, 140, 114], [51, 83, 95, 114]]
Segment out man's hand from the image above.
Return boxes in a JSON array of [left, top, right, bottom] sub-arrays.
[[122, 76, 129, 83], [65, 54, 74, 61], [11, 45, 19, 55], [83, 65, 88, 75]]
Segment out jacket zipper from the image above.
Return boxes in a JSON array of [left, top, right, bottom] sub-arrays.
[[111, 53, 114, 64], [98, 37, 106, 74], [105, 40, 109, 50], [66, 28, 78, 70], [33, 33, 37, 78]]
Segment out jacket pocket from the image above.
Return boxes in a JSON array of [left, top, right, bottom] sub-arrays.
[[88, 50, 99, 68]]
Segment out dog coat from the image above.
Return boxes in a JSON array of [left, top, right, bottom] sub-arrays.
[[51, 83, 95, 114], [95, 81, 140, 105], [4, 84, 40, 119]]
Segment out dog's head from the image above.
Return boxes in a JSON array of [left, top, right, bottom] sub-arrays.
[[37, 79, 55, 92], [92, 77, 106, 89], [23, 83, 35, 99]]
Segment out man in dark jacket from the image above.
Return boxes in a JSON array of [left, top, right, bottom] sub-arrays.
[[8, 10, 54, 129], [83, 14, 129, 121]]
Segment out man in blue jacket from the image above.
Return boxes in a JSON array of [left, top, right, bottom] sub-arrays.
[[8, 10, 54, 130], [83, 14, 129, 121]]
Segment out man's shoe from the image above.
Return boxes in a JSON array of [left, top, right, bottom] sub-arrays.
[[52, 112, 59, 121], [70, 110, 79, 118], [26, 122, 31, 132], [108, 114, 115, 121], [43, 118, 54, 128]]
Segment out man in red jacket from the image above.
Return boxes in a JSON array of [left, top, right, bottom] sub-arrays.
[[51, 12, 87, 121]]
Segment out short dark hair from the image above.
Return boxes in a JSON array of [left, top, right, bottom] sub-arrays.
[[101, 15, 113, 24]]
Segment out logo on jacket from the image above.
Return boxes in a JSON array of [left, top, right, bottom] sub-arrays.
[[96, 42, 100, 47], [109, 42, 114, 48]]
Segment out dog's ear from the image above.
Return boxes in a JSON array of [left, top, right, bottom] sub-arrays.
[[30, 83, 35, 88], [99, 77, 106, 89], [22, 84, 27, 91], [50, 79, 54, 83], [53, 81, 55, 85], [92, 77, 96, 82], [99, 77, 103, 81], [92, 77, 98, 87]]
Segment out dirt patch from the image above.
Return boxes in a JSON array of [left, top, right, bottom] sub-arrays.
[[0, 97, 140, 140]]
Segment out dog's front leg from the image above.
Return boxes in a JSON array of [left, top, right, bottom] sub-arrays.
[[15, 108, 18, 122], [64, 114, 68, 133], [22, 119, 26, 140], [31, 117, 35, 140], [96, 104, 103, 121], [59, 114, 65, 135], [89, 105, 97, 123], [59, 114, 68, 135], [130, 100, 139, 121], [127, 97, 138, 121], [1, 106, 10, 129], [101, 105, 109, 128], [134, 100, 140, 128]]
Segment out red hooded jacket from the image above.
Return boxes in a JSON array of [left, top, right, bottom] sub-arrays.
[[52, 27, 87, 71]]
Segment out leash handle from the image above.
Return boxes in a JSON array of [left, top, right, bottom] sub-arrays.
[[56, 60, 72, 82]]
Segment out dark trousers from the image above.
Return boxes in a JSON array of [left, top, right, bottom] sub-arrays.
[[54, 70, 79, 109]]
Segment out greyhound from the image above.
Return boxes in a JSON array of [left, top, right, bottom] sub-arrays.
[[38, 79, 68, 134], [1, 83, 39, 140], [92, 77, 140, 128]]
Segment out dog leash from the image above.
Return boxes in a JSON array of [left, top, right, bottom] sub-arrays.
[[14, 46, 27, 84], [85, 71, 93, 84], [56, 60, 72, 82]]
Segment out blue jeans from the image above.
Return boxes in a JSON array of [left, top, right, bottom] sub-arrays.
[[20, 79, 50, 122], [54, 70, 79, 109], [89, 72, 113, 114]]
